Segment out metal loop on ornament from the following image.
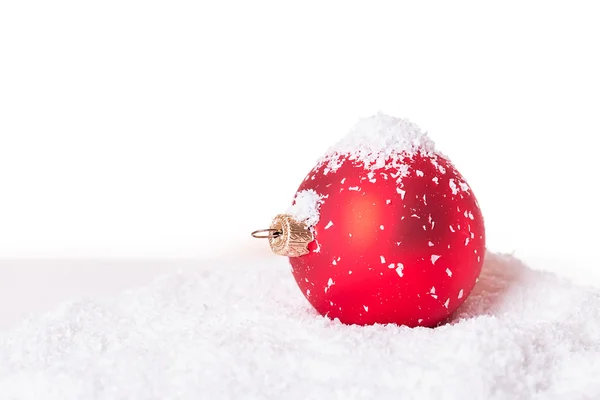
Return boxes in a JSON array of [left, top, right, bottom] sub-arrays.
[[251, 228, 282, 239]]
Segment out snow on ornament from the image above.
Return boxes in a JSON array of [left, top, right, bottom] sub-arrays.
[[252, 113, 485, 328]]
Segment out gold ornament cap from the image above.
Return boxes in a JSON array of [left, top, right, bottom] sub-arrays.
[[251, 214, 314, 257]]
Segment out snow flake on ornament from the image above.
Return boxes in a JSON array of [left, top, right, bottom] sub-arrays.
[[324, 221, 334, 230], [390, 165, 410, 180], [449, 179, 459, 195], [430, 286, 438, 299], [396, 263, 404, 277], [325, 278, 335, 293], [431, 158, 446, 174], [458, 289, 464, 299], [313, 239, 321, 253], [431, 255, 441, 264]]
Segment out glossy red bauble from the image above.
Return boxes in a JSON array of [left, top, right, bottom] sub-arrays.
[[285, 116, 485, 327]]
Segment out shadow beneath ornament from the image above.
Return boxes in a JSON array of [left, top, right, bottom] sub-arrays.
[[447, 251, 536, 323]]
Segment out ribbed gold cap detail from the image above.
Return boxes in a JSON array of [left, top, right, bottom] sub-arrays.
[[268, 214, 314, 257]]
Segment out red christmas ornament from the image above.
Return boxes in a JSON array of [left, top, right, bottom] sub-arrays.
[[254, 114, 485, 328]]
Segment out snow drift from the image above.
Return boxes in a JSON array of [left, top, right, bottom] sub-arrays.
[[0, 252, 599, 399]]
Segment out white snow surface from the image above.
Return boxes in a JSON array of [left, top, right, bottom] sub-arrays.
[[318, 112, 437, 171], [1, 252, 600, 399]]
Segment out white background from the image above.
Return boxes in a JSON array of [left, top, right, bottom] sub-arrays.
[[1, 2, 599, 271]]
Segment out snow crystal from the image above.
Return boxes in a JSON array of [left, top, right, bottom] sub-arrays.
[[313, 239, 321, 253], [324, 221, 334, 230], [431, 158, 447, 174], [2, 253, 600, 399], [317, 113, 437, 172], [286, 189, 324, 227], [396, 263, 404, 277], [449, 179, 459, 195], [431, 255, 441, 264]]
